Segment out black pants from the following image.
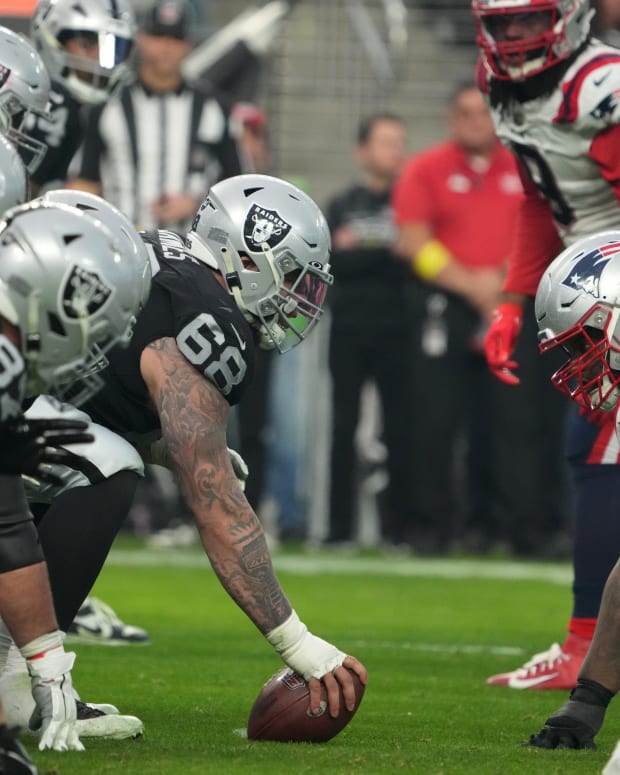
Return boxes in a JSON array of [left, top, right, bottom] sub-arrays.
[[327, 325, 416, 544], [409, 288, 569, 553]]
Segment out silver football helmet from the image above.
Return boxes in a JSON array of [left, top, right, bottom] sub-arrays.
[[536, 231, 620, 413], [185, 174, 333, 353], [0, 135, 27, 214], [31, 0, 136, 106], [39, 189, 151, 309], [472, 0, 593, 81], [0, 26, 51, 173], [0, 201, 148, 404]]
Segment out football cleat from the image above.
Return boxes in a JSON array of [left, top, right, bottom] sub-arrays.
[[66, 597, 150, 646], [486, 633, 591, 690], [75, 701, 144, 740], [0, 725, 38, 775]]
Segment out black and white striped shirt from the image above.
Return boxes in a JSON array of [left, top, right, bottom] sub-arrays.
[[78, 78, 242, 231]]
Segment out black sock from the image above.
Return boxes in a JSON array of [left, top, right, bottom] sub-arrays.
[[33, 471, 139, 631]]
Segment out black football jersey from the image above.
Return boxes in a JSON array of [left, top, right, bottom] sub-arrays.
[[80, 230, 255, 442], [0, 336, 25, 426], [28, 81, 83, 188]]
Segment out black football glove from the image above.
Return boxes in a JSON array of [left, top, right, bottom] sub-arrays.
[[0, 418, 94, 486], [527, 678, 615, 751]]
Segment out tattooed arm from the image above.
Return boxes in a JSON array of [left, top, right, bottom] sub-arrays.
[[140, 337, 367, 715], [141, 336, 291, 634]]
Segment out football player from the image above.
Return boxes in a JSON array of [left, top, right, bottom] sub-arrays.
[[27, 0, 136, 191], [0, 196, 151, 771], [526, 233, 620, 758], [5, 174, 367, 726], [0, 25, 52, 176], [472, 0, 620, 690]]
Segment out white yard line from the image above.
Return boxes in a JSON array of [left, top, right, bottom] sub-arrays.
[[107, 548, 572, 585]]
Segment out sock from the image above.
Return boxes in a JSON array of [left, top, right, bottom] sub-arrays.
[[568, 617, 597, 642]]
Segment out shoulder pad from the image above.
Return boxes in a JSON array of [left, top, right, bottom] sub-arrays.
[[555, 45, 620, 124]]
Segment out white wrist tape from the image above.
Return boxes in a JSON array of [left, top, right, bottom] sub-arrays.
[[20, 631, 64, 660], [266, 610, 346, 681]]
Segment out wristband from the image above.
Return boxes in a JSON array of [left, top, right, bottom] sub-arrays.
[[413, 240, 452, 280], [265, 610, 306, 657], [20, 631, 64, 660], [571, 678, 616, 708]]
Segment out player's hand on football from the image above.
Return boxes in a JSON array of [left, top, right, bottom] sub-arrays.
[[308, 655, 368, 718], [0, 418, 94, 485]]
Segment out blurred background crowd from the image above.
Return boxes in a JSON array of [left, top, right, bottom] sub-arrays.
[[5, 0, 620, 559]]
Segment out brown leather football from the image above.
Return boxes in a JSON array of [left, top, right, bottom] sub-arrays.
[[247, 666, 365, 743]]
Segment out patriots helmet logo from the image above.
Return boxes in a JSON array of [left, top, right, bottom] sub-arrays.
[[561, 243, 620, 298]]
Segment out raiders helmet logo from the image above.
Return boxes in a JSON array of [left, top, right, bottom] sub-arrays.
[[61, 265, 112, 319], [561, 242, 620, 299], [243, 204, 291, 252], [0, 65, 9, 90]]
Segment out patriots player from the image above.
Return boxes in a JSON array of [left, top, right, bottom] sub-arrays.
[[10, 174, 367, 724], [0, 195, 151, 771], [473, 0, 620, 690], [27, 0, 136, 191], [525, 233, 620, 758]]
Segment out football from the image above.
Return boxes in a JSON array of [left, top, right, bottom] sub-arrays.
[[247, 666, 365, 743]]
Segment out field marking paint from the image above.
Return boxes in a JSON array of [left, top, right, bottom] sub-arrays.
[[107, 548, 572, 585], [349, 640, 524, 656]]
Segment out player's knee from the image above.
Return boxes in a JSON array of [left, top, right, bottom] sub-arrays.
[[0, 518, 43, 572]]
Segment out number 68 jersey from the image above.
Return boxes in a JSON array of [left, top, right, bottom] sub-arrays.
[[483, 39, 620, 246], [80, 229, 255, 443]]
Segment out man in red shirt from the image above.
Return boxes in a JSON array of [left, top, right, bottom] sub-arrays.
[[393, 81, 568, 554]]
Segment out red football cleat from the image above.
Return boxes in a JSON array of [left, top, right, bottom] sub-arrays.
[[486, 633, 591, 690]]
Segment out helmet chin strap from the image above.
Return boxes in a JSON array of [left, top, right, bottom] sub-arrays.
[[220, 244, 287, 351]]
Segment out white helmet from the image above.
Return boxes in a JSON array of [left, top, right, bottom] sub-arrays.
[[185, 174, 333, 353], [472, 0, 593, 81], [0, 200, 148, 404], [0, 25, 51, 173], [31, 0, 136, 106], [39, 189, 151, 309], [0, 135, 27, 214], [536, 231, 620, 412]]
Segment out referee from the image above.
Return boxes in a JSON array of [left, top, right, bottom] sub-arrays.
[[71, 0, 242, 233]]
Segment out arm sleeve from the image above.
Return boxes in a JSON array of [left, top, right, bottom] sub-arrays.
[[503, 161, 564, 297], [589, 123, 620, 204], [76, 106, 106, 183]]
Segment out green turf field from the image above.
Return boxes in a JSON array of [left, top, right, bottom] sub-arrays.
[[32, 542, 616, 775]]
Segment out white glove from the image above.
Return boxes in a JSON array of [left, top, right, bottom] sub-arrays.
[[228, 447, 249, 491], [22, 635, 84, 752], [266, 611, 346, 680]]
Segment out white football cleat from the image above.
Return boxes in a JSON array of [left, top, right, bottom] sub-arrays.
[[66, 597, 150, 646]]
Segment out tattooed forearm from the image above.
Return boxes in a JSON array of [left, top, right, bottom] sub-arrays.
[[142, 338, 293, 634]]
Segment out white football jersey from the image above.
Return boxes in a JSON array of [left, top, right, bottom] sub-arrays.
[[489, 40, 620, 245]]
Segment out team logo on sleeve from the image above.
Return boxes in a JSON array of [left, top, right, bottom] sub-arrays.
[[562, 243, 620, 298], [62, 265, 112, 318], [243, 204, 291, 251]]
